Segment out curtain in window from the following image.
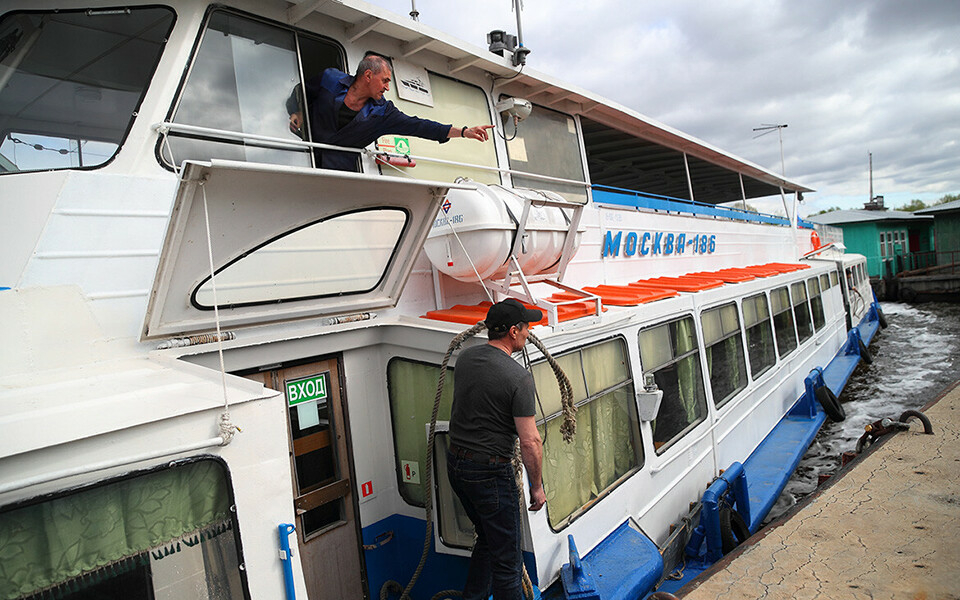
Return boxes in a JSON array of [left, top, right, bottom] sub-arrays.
[[0, 461, 230, 600], [387, 360, 454, 507], [675, 319, 700, 422], [542, 388, 637, 529]]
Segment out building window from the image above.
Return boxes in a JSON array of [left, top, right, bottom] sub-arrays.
[[532, 338, 642, 529], [742, 293, 776, 378], [807, 277, 826, 330], [790, 281, 813, 344], [639, 317, 707, 455], [879, 232, 887, 257], [701, 303, 747, 408], [0, 8, 175, 174], [0, 460, 245, 600]]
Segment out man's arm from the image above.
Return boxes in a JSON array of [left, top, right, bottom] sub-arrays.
[[515, 415, 545, 511]]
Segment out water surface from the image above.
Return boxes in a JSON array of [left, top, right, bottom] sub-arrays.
[[765, 301, 960, 522]]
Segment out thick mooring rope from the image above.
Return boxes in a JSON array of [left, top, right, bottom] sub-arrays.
[[382, 322, 576, 600]]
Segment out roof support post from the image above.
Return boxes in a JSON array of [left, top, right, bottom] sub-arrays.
[[683, 152, 695, 203], [739, 173, 747, 211]]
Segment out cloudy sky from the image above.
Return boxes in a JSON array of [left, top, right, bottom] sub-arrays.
[[365, 0, 959, 217]]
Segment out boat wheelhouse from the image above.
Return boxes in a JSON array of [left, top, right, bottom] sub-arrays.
[[0, 2, 882, 600]]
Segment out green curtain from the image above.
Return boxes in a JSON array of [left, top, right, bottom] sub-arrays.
[[543, 389, 639, 529], [387, 360, 455, 507], [675, 318, 701, 422], [0, 461, 230, 600]]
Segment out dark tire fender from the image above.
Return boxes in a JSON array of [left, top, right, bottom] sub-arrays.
[[719, 505, 751, 555], [858, 338, 873, 364], [816, 385, 846, 422]]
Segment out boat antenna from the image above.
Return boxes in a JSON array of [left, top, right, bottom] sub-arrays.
[[408, 0, 419, 21]]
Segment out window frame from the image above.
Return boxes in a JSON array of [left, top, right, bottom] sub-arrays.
[[742, 292, 777, 379], [770, 286, 798, 358], [534, 335, 644, 531], [790, 280, 814, 344], [1, 6, 177, 176], [0, 456, 250, 600], [156, 5, 347, 172], [638, 315, 709, 456], [700, 301, 748, 409]]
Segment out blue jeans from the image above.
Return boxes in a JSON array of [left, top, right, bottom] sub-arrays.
[[447, 451, 523, 600]]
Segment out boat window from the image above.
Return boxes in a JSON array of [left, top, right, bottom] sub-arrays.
[[790, 281, 813, 343], [387, 359, 454, 508], [0, 459, 246, 600], [0, 8, 175, 174], [770, 286, 798, 357], [193, 208, 406, 309], [742, 293, 776, 378], [830, 270, 839, 287], [532, 337, 642, 529], [807, 277, 826, 330], [166, 10, 343, 169], [379, 71, 499, 184], [639, 317, 707, 455], [820, 273, 830, 291], [701, 303, 747, 408], [502, 102, 587, 204]]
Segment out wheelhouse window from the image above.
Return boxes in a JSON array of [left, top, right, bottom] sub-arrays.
[[0, 8, 175, 174], [639, 317, 707, 454], [807, 277, 826, 330], [0, 459, 245, 600], [502, 102, 587, 204], [770, 287, 797, 357], [790, 281, 813, 344], [379, 71, 499, 184], [743, 293, 776, 377], [701, 303, 747, 408], [193, 209, 407, 309], [165, 10, 343, 169], [532, 338, 642, 529]]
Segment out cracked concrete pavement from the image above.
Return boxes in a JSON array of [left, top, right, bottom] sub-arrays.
[[680, 382, 960, 600]]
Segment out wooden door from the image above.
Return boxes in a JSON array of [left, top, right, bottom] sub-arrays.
[[246, 357, 366, 599]]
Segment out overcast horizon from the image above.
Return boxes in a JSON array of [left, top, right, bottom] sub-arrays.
[[365, 0, 959, 217]]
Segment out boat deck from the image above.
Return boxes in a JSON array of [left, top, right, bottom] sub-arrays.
[[678, 380, 960, 600]]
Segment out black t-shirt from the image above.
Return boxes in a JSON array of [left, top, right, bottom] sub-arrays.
[[449, 344, 537, 458]]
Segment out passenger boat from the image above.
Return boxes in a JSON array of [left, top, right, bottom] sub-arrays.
[[0, 1, 884, 599]]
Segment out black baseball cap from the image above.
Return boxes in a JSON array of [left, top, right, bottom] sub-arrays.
[[485, 298, 543, 333]]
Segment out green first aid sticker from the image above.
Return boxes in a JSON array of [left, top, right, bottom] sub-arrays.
[[286, 373, 328, 407], [394, 137, 410, 154]]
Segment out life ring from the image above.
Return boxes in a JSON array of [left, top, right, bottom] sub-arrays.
[[810, 230, 822, 250], [719, 505, 751, 554], [858, 339, 873, 364], [815, 385, 845, 422], [877, 306, 888, 328]]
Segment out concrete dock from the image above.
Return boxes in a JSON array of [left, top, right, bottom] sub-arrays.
[[680, 382, 960, 600]]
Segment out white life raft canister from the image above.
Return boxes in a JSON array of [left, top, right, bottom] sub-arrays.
[[424, 183, 582, 282]]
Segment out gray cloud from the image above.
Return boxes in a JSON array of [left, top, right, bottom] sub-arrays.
[[369, 0, 960, 214]]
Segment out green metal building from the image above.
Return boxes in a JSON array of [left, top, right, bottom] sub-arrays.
[[916, 199, 960, 265], [808, 209, 934, 278]]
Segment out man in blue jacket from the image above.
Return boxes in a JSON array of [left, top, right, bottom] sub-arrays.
[[288, 53, 494, 171]]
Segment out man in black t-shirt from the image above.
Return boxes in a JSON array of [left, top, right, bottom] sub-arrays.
[[447, 298, 545, 600]]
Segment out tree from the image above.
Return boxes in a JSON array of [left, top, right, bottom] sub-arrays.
[[934, 193, 959, 206], [814, 206, 842, 215], [896, 199, 927, 212]]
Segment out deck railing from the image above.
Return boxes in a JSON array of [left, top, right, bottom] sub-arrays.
[[592, 186, 814, 228], [897, 250, 960, 276]]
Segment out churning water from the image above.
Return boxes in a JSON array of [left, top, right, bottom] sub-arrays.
[[765, 301, 960, 523]]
